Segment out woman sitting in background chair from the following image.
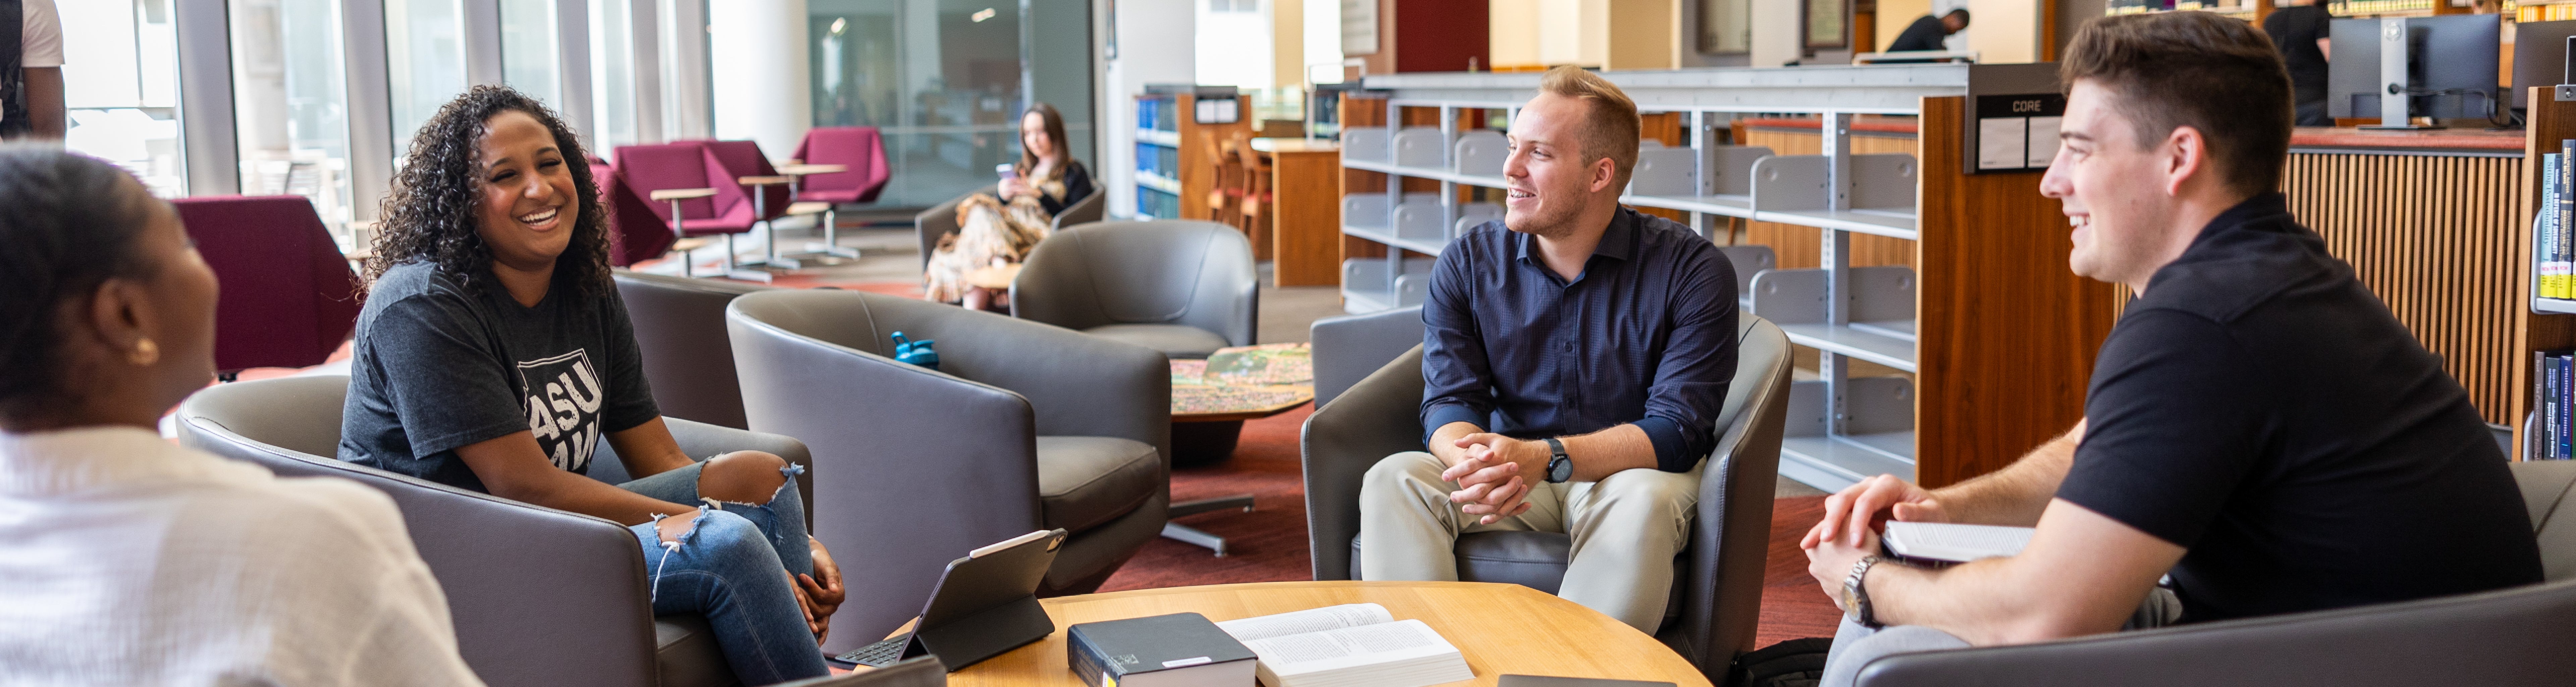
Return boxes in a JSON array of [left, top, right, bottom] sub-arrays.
[[924, 102, 1094, 311], [341, 86, 841, 685], [0, 145, 483, 685]]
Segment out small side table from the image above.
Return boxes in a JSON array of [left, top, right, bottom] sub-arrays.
[[1163, 345, 1314, 557], [776, 162, 860, 263]]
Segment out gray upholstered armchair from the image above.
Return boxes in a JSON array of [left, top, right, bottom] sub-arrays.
[[614, 271, 773, 429], [174, 374, 816, 687], [1010, 220, 1258, 359], [1847, 459, 2576, 686], [1309, 306, 1423, 407], [724, 288, 1170, 655], [1300, 315, 1794, 681], [912, 184, 1106, 271]]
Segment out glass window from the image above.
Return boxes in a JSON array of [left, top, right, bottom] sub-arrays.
[[808, 0, 1031, 208], [60, 0, 185, 197], [501, 0, 564, 109], [388, 0, 468, 159], [591, 0, 641, 149], [229, 0, 356, 234]]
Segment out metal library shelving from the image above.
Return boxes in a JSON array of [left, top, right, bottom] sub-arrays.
[[1334, 64, 2116, 491]]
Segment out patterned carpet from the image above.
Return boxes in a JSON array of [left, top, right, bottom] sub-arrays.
[[1095, 403, 1844, 648]]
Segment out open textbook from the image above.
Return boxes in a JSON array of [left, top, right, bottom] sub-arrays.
[[1881, 522, 2035, 564], [1213, 603, 1474, 687]]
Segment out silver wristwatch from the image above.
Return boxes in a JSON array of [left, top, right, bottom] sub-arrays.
[[1842, 554, 1886, 629]]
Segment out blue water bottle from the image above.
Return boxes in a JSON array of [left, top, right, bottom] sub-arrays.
[[891, 331, 940, 370]]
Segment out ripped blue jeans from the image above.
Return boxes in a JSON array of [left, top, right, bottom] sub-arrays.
[[619, 461, 829, 685]]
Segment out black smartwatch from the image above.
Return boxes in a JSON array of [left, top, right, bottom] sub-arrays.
[[1542, 437, 1574, 483]]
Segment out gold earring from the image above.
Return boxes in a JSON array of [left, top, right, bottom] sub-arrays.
[[129, 338, 159, 366]]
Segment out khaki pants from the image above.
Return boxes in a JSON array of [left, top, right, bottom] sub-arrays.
[[1357, 451, 1701, 632]]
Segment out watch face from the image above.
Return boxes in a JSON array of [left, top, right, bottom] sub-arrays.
[[1548, 457, 1573, 482]]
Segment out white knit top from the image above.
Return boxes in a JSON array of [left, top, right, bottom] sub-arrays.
[[0, 426, 485, 686]]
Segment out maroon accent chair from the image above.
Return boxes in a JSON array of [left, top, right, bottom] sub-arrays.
[[589, 157, 676, 267], [790, 127, 891, 205], [788, 127, 892, 258], [699, 139, 806, 270], [168, 196, 364, 377], [611, 142, 768, 282]]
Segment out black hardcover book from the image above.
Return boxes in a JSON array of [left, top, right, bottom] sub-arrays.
[[1069, 613, 1257, 687]]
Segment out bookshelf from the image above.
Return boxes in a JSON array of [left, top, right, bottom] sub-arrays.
[[1333, 65, 2117, 491], [2519, 88, 2576, 457], [1133, 89, 1254, 221]]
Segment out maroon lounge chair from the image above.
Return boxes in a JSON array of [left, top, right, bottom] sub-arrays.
[[612, 142, 769, 283], [589, 156, 677, 267], [168, 195, 364, 378], [788, 127, 892, 259], [698, 139, 805, 270]]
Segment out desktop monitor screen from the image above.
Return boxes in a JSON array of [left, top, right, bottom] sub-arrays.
[[2328, 14, 2501, 120], [2512, 20, 2576, 109]]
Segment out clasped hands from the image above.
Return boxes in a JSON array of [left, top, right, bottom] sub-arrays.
[[652, 510, 846, 643], [1801, 474, 1949, 611], [1441, 432, 1551, 524]]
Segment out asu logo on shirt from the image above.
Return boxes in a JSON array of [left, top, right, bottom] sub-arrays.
[[516, 350, 607, 473]]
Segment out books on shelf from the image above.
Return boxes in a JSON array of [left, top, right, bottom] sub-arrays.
[[1212, 603, 1474, 687], [2540, 352, 2576, 460], [2547, 148, 2574, 301], [1069, 613, 1259, 687]]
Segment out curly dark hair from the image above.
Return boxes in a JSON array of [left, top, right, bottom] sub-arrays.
[[0, 145, 158, 426], [369, 85, 611, 298]]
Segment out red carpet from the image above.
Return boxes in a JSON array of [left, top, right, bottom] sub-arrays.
[[1094, 405, 1842, 646]]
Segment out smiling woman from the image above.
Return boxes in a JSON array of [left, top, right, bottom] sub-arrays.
[[343, 86, 843, 686]]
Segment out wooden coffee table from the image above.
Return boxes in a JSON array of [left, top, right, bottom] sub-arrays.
[[1163, 345, 1315, 556], [940, 581, 1712, 687]]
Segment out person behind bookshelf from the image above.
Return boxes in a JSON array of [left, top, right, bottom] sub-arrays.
[[1355, 66, 1738, 634], [0, 145, 482, 685], [1799, 13, 2542, 686]]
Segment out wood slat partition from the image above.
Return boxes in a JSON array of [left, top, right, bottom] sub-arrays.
[[1914, 97, 2123, 487], [2281, 152, 2523, 427]]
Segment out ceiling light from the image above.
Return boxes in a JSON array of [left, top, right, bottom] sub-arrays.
[[971, 8, 995, 21]]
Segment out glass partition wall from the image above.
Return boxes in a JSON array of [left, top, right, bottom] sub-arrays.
[[809, 0, 1090, 208], [388, 0, 470, 159]]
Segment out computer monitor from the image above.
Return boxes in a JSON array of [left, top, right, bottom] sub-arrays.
[[2512, 20, 2576, 110], [2328, 14, 2502, 124]]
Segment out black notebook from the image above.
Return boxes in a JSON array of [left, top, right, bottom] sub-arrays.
[[1068, 613, 1258, 687]]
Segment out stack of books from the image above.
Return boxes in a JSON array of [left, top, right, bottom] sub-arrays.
[[2537, 352, 2576, 461], [2537, 147, 2572, 303]]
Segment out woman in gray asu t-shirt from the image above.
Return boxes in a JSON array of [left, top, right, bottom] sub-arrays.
[[340, 86, 841, 685]]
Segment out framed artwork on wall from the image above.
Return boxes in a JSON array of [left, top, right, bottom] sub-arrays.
[[1700, 0, 1750, 54], [1806, 0, 1848, 49]]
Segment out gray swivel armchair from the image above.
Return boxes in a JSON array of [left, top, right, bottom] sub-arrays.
[[614, 271, 774, 429], [724, 288, 1170, 654], [1846, 459, 2576, 686], [174, 374, 816, 687], [913, 185, 1106, 271], [1010, 219, 1259, 359], [1301, 315, 1794, 682], [1309, 306, 1424, 408]]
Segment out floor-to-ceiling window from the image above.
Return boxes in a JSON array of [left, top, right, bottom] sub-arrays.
[[60, 0, 185, 197], [229, 0, 356, 232], [388, 0, 469, 158], [501, 0, 565, 108], [592, 0, 643, 149], [809, 0, 1051, 208]]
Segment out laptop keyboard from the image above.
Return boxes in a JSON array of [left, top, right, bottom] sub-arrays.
[[835, 637, 909, 667]]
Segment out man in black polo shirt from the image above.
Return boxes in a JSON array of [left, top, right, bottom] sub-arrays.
[[1356, 66, 1737, 633], [1885, 8, 1968, 53], [1801, 13, 2540, 685]]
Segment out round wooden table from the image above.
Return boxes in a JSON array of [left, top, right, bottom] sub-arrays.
[[941, 581, 1713, 687]]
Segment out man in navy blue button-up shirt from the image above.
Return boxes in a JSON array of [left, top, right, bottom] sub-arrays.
[[1356, 66, 1738, 632]]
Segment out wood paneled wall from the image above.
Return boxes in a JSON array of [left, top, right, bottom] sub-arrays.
[[1914, 97, 2123, 487], [2282, 152, 2524, 428]]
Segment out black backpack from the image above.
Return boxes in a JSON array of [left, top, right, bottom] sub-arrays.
[[1727, 637, 1833, 687]]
